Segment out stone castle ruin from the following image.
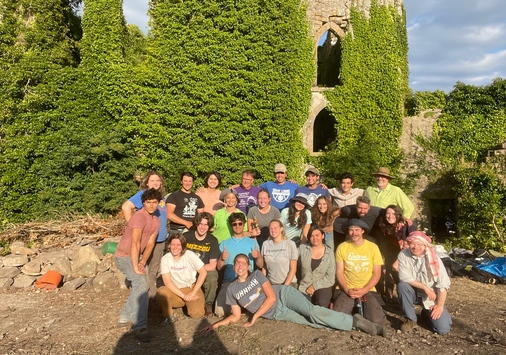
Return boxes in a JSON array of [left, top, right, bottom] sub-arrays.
[[303, 0, 403, 154]]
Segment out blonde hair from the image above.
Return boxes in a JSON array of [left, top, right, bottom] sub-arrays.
[[268, 219, 287, 240]]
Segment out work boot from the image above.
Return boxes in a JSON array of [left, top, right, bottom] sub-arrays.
[[353, 314, 388, 337], [400, 318, 418, 331], [133, 328, 152, 342]]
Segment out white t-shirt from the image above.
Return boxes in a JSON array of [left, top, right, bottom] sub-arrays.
[[160, 250, 204, 289]]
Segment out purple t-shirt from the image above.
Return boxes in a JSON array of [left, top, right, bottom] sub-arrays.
[[234, 185, 262, 214]]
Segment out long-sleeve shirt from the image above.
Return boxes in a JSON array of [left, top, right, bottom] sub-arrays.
[[298, 243, 336, 293], [364, 183, 414, 218], [398, 249, 451, 308]]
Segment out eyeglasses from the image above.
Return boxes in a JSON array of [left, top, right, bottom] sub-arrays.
[[232, 222, 244, 227]]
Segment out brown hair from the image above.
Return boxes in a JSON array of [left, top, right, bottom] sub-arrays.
[[167, 233, 187, 255], [311, 196, 338, 229]]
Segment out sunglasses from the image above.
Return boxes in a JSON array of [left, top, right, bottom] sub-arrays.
[[232, 222, 244, 227]]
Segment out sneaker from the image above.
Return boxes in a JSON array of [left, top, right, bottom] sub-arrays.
[[400, 318, 418, 331], [205, 303, 213, 317], [161, 315, 175, 325], [133, 328, 152, 342]]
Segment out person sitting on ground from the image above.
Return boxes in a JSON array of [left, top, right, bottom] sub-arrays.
[[215, 213, 263, 317], [115, 188, 162, 342], [183, 212, 220, 317], [259, 163, 299, 211], [294, 166, 330, 208], [298, 226, 336, 308], [260, 219, 298, 286], [156, 233, 207, 323], [280, 193, 312, 246], [333, 219, 387, 325], [328, 172, 364, 208], [121, 171, 167, 301], [212, 188, 248, 244], [397, 231, 452, 335], [247, 188, 281, 249], [379, 204, 418, 298], [202, 254, 387, 337], [196, 171, 223, 216], [311, 195, 340, 251]]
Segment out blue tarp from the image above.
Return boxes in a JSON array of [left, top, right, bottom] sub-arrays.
[[476, 257, 506, 278]]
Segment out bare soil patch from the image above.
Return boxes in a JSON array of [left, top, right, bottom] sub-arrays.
[[1, 217, 506, 354]]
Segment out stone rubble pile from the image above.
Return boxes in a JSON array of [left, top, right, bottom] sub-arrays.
[[0, 238, 127, 291]]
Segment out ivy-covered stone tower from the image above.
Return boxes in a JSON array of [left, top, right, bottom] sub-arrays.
[[304, 0, 406, 157]]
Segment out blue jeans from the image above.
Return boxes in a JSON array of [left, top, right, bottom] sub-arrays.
[[397, 281, 452, 334], [275, 285, 353, 331], [115, 256, 149, 330], [324, 231, 334, 252]]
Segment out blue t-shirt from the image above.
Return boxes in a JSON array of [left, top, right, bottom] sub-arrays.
[[260, 181, 299, 211], [219, 236, 259, 282], [129, 190, 168, 242], [294, 185, 330, 208]]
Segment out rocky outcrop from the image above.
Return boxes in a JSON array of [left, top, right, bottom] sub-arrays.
[[0, 237, 125, 292]]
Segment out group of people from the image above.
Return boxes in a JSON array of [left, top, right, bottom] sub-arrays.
[[114, 165, 452, 342]]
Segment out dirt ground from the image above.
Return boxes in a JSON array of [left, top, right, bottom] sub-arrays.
[[1, 276, 505, 355]]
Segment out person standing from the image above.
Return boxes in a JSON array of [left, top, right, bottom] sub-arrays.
[[328, 172, 364, 208], [333, 219, 386, 325], [364, 167, 414, 219], [196, 171, 223, 216], [397, 231, 452, 334], [121, 171, 167, 300], [167, 172, 204, 234], [234, 169, 262, 214], [295, 166, 330, 208], [260, 163, 299, 211], [115, 188, 162, 342], [184, 212, 220, 317]]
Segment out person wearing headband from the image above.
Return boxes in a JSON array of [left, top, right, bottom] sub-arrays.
[[397, 231, 452, 334]]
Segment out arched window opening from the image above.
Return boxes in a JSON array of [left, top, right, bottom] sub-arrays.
[[317, 30, 342, 87], [313, 108, 336, 152]]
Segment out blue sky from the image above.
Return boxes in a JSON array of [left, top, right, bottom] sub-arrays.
[[122, 0, 506, 93]]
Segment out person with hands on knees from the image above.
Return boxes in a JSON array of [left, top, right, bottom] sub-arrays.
[[298, 226, 336, 307], [214, 213, 263, 317], [333, 219, 387, 325], [397, 231, 452, 334], [201, 254, 387, 337], [114, 188, 162, 342], [156, 233, 207, 323]]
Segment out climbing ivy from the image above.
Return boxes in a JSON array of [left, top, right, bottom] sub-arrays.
[[319, 1, 409, 189]]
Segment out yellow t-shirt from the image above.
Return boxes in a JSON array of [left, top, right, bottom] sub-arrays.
[[336, 240, 383, 291]]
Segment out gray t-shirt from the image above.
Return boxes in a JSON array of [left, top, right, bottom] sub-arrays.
[[247, 206, 281, 229], [261, 239, 298, 285], [226, 270, 280, 319]]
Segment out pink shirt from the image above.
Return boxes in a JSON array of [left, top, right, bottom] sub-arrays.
[[115, 209, 160, 257]]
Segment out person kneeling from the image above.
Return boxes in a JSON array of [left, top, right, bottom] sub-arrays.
[[156, 233, 207, 322], [202, 254, 387, 337], [397, 231, 452, 335]]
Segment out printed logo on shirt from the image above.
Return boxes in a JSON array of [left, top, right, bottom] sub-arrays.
[[182, 197, 199, 218], [272, 188, 290, 203]]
